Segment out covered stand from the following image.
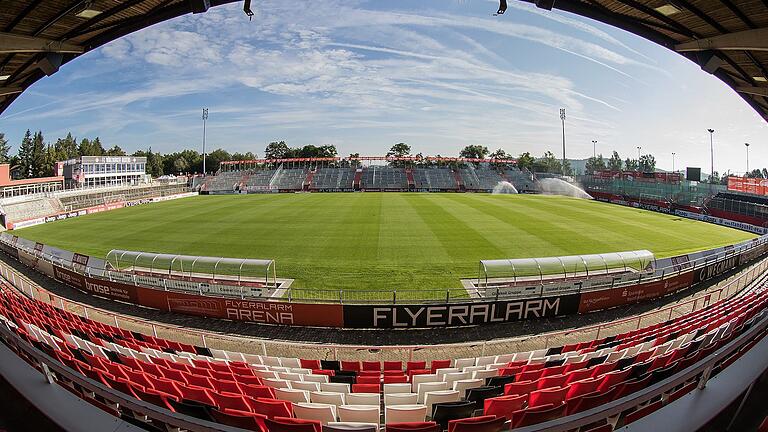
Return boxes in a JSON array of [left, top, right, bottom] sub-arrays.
[[105, 250, 276, 287], [479, 250, 655, 286]]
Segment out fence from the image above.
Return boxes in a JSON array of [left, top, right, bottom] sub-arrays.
[[1, 250, 765, 362]]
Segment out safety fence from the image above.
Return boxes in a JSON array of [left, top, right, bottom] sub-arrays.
[[1, 250, 765, 361]]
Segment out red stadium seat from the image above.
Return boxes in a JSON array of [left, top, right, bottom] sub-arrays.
[[406, 361, 427, 372], [357, 376, 381, 384], [242, 384, 276, 399], [211, 392, 252, 412], [213, 379, 243, 395], [341, 361, 361, 372], [596, 369, 631, 392], [266, 417, 322, 432], [300, 359, 321, 370], [503, 380, 537, 396], [186, 374, 215, 389], [540, 365, 568, 377], [384, 375, 409, 384], [537, 374, 568, 390], [252, 397, 293, 418], [352, 384, 380, 393], [362, 361, 381, 371], [528, 387, 569, 408], [211, 408, 267, 432], [386, 422, 440, 432], [384, 361, 403, 371], [566, 387, 617, 415], [483, 395, 526, 420], [512, 404, 567, 428], [624, 401, 663, 424], [431, 360, 451, 373], [565, 378, 600, 400], [447, 415, 505, 432], [179, 385, 216, 406]]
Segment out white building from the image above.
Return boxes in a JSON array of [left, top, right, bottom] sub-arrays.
[[58, 156, 148, 188]]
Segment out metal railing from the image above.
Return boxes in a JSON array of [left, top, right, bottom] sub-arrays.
[[6, 233, 768, 305], [1, 282, 766, 432], [1, 251, 765, 361]]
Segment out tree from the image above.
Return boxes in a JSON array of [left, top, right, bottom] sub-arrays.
[[173, 157, 189, 173], [516, 152, 535, 171], [18, 130, 34, 178], [0, 132, 10, 163], [146, 148, 164, 177], [264, 141, 289, 159], [387, 143, 411, 167], [105, 145, 126, 156], [585, 154, 606, 175], [607, 151, 622, 171], [709, 171, 720, 184], [624, 158, 639, 171], [91, 137, 105, 156], [206, 148, 231, 173], [638, 154, 656, 172], [347, 153, 361, 168], [533, 151, 562, 174], [31, 131, 47, 177], [78, 138, 92, 156], [459, 145, 489, 160]]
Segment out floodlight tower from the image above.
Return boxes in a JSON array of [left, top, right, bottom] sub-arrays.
[[592, 140, 597, 158], [672, 152, 676, 173], [560, 108, 566, 174], [708, 128, 714, 182], [745, 143, 750, 174], [202, 108, 209, 175]]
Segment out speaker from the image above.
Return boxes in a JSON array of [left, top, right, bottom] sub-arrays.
[[697, 50, 723, 74], [189, 0, 211, 14], [36, 53, 63, 76], [535, 0, 556, 10]]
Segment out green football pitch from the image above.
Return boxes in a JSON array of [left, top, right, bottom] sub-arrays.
[[14, 193, 754, 298]]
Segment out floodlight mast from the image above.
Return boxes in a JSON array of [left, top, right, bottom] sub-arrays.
[[202, 108, 208, 175], [560, 108, 566, 174]]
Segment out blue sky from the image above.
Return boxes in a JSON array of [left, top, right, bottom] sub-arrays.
[[1, 0, 767, 174]]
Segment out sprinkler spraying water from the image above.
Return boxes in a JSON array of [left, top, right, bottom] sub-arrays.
[[492, 181, 518, 194], [537, 178, 592, 199]]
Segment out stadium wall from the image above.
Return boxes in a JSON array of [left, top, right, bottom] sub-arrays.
[[1, 232, 767, 329]]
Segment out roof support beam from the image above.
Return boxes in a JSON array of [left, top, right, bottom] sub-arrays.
[[0, 86, 23, 97], [736, 86, 768, 97], [675, 28, 768, 52], [0, 32, 83, 54]]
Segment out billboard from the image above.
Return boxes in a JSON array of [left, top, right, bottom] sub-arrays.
[[686, 167, 701, 182], [343, 294, 581, 328]]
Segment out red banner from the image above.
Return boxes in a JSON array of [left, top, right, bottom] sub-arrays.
[[578, 272, 694, 313], [728, 176, 768, 196]]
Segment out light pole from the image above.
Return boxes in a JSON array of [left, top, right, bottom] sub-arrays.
[[560, 108, 566, 175], [592, 140, 597, 158], [745, 143, 750, 174], [707, 128, 714, 182], [202, 108, 209, 175], [672, 152, 676, 173]]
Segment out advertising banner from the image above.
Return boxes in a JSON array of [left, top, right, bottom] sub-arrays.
[[578, 272, 694, 313], [53, 265, 139, 303], [343, 294, 580, 328]]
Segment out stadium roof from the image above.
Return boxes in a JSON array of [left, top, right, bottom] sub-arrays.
[[0, 0, 238, 114], [516, 0, 768, 122], [0, 0, 767, 121]]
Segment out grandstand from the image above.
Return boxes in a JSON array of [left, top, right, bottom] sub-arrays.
[[0, 182, 193, 229], [706, 192, 768, 227], [311, 168, 357, 190], [0, 258, 766, 431]]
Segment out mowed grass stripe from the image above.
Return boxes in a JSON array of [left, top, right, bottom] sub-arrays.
[[452, 194, 618, 256], [14, 193, 755, 296]]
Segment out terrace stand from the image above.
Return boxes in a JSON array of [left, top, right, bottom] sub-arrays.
[[105, 250, 276, 288]]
